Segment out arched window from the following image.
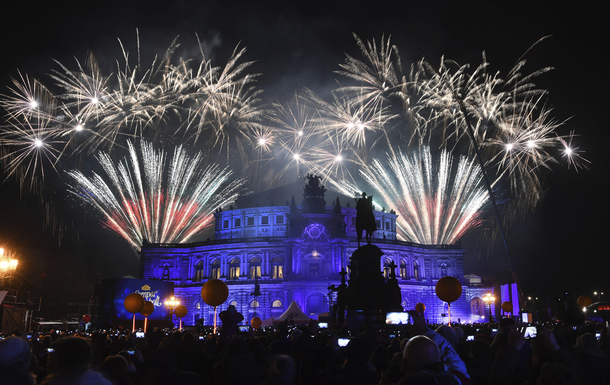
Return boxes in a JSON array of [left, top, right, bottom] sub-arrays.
[[249, 257, 262, 279], [471, 297, 484, 316], [413, 261, 420, 281], [211, 259, 221, 279], [383, 258, 392, 279], [194, 260, 203, 282], [271, 299, 283, 317], [162, 263, 170, 280], [229, 258, 240, 280], [271, 257, 284, 279], [250, 300, 260, 308], [400, 260, 407, 279], [230, 300, 238, 307], [440, 263, 448, 277]]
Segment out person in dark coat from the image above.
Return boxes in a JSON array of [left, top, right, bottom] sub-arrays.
[[219, 305, 244, 342]]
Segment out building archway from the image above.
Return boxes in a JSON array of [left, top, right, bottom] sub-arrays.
[[306, 292, 326, 316]]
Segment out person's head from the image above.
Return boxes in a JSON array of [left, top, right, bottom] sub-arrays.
[[269, 355, 297, 383], [453, 327, 464, 340], [575, 333, 598, 349], [344, 337, 372, 367], [98, 355, 129, 382], [435, 325, 458, 348], [499, 318, 516, 334], [227, 305, 236, 315], [49, 336, 92, 373], [0, 336, 31, 373], [401, 335, 440, 375]]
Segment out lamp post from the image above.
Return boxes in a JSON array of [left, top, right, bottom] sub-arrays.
[[594, 291, 603, 302], [165, 296, 180, 329], [482, 293, 496, 322], [0, 248, 19, 289], [527, 296, 539, 322]]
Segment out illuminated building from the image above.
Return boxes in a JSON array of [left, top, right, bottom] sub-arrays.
[[140, 176, 491, 325]]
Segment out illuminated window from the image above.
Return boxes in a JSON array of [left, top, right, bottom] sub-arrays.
[[261, 216, 269, 225], [194, 260, 203, 282], [196, 302, 201, 310], [414, 261, 420, 280], [247, 217, 254, 226], [229, 258, 240, 279], [272, 257, 284, 279], [400, 260, 407, 279], [271, 299, 283, 317], [211, 259, 221, 279], [249, 257, 262, 279], [250, 300, 259, 308], [383, 259, 391, 279]]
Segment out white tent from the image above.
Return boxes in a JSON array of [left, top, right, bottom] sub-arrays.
[[273, 300, 311, 324], [261, 317, 275, 326]]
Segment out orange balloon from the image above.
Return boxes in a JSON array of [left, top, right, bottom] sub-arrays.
[[415, 303, 426, 314], [435, 277, 462, 303], [251, 316, 262, 329], [501, 301, 513, 313], [124, 293, 145, 314], [139, 301, 155, 317], [577, 295, 592, 308], [175, 305, 187, 318], [201, 279, 229, 307]]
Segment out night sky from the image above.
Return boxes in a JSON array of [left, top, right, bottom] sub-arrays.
[[1, 0, 608, 307]]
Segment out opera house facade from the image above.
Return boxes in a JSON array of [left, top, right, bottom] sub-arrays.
[[140, 177, 490, 326]]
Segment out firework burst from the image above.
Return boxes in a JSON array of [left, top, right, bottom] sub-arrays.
[[332, 146, 488, 244], [67, 140, 245, 249]]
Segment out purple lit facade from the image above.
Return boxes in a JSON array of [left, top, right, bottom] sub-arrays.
[[140, 186, 491, 326]]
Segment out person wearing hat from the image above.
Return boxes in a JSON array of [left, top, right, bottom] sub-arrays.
[[0, 336, 36, 384], [219, 304, 244, 342]]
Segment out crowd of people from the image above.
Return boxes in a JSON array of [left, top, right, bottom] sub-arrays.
[[1, 310, 609, 385]]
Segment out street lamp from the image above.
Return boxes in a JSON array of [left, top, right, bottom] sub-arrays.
[[594, 291, 603, 302], [528, 296, 538, 322], [164, 296, 180, 329], [0, 248, 19, 288], [482, 293, 496, 322]]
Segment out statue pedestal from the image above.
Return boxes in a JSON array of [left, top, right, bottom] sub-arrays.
[[343, 244, 403, 329]]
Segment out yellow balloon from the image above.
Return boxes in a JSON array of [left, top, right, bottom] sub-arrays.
[[435, 277, 462, 303], [251, 317, 262, 329], [201, 279, 229, 307], [139, 301, 155, 317], [124, 293, 145, 314], [175, 305, 187, 318], [577, 295, 592, 308]]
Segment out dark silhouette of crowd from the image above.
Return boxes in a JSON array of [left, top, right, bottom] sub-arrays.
[[1, 312, 610, 385]]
